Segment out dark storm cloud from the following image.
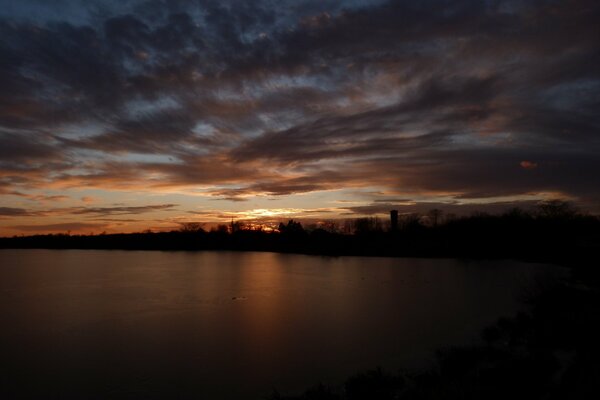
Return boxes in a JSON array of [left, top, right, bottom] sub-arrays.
[[0, 0, 599, 206]]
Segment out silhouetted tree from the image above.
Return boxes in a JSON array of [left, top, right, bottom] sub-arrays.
[[353, 217, 383, 234], [342, 219, 355, 234], [399, 213, 422, 231], [427, 208, 443, 227], [278, 220, 304, 234], [345, 368, 402, 400], [319, 220, 340, 233], [231, 220, 246, 233], [212, 224, 229, 233], [178, 222, 205, 233], [444, 213, 457, 224], [503, 207, 531, 220], [536, 200, 578, 219]]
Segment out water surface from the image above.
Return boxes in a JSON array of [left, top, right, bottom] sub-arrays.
[[0, 250, 562, 398]]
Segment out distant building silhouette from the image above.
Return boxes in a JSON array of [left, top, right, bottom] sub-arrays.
[[390, 210, 398, 232]]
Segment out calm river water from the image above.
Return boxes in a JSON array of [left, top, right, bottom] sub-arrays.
[[0, 250, 563, 398]]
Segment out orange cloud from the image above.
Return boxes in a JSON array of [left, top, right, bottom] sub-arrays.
[[520, 161, 538, 169]]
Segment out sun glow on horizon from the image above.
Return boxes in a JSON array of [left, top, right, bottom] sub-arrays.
[[234, 208, 305, 219]]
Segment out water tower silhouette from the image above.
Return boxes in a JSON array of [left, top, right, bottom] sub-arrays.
[[390, 210, 398, 232]]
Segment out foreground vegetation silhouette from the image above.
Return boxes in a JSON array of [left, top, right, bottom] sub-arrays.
[[266, 263, 600, 400]]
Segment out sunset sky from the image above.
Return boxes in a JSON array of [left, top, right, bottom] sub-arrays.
[[1, 0, 599, 235]]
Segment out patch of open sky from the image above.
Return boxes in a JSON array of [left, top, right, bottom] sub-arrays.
[[68, 148, 180, 165], [70, 148, 112, 161], [117, 153, 180, 164], [448, 131, 489, 147], [124, 96, 181, 120], [56, 122, 107, 140], [259, 73, 334, 92], [1, 1, 169, 27], [191, 121, 217, 138], [447, 129, 521, 149], [362, 89, 403, 110], [326, 99, 363, 117], [220, 75, 334, 108], [212, 75, 326, 102], [121, 51, 156, 77], [211, 86, 247, 102], [256, 110, 308, 135], [356, 86, 402, 108], [0, 0, 97, 25], [3, 1, 167, 28], [539, 79, 600, 112]]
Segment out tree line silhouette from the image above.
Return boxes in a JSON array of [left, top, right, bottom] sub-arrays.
[[1, 200, 598, 265], [0, 201, 597, 259]]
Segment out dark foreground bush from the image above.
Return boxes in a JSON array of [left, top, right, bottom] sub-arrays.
[[266, 274, 600, 400]]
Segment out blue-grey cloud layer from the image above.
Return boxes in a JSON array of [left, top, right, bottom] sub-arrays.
[[1, 0, 599, 207]]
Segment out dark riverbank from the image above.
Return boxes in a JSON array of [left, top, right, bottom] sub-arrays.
[[258, 210, 600, 399], [266, 262, 600, 400]]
